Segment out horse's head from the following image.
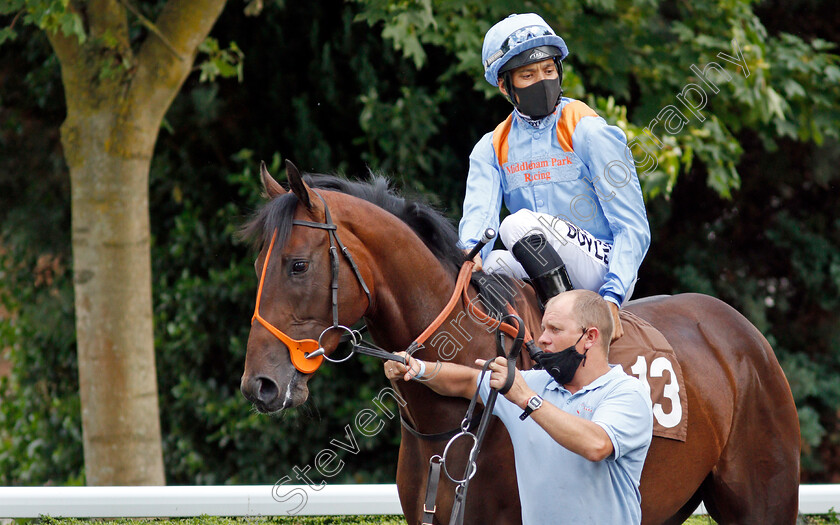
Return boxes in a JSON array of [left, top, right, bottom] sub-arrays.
[[240, 161, 371, 413]]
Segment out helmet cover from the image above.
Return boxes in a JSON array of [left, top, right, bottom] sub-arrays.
[[482, 13, 569, 86]]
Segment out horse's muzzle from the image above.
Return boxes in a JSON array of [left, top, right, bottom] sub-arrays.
[[241, 374, 295, 413]]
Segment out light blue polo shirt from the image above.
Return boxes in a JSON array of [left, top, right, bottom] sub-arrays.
[[477, 365, 653, 525]]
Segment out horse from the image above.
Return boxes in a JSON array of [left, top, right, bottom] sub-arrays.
[[239, 161, 801, 525]]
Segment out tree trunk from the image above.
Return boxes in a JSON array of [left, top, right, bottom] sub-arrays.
[[45, 0, 229, 485], [66, 114, 164, 485]]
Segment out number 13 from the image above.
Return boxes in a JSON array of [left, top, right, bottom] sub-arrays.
[[630, 355, 682, 428]]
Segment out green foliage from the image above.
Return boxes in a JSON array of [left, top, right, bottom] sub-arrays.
[[0, 0, 86, 44], [0, 22, 80, 484], [354, 0, 839, 202], [766, 213, 840, 310], [357, 85, 445, 180], [198, 38, 245, 83], [0, 26, 16, 46], [354, 0, 436, 69], [2, 0, 840, 487], [0, 238, 84, 486]]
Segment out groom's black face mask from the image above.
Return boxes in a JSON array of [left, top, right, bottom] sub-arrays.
[[533, 329, 588, 385]]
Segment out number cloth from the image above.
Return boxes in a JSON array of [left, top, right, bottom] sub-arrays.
[[610, 309, 688, 441], [458, 98, 650, 306], [477, 365, 653, 525]]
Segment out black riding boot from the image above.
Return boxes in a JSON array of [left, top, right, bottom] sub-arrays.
[[511, 233, 573, 309]]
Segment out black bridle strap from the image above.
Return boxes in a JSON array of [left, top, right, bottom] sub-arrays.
[[400, 413, 481, 442], [292, 192, 525, 374], [422, 458, 442, 525], [496, 313, 525, 395], [291, 192, 409, 367], [354, 340, 406, 365], [446, 315, 524, 525], [291, 220, 335, 229], [294, 219, 342, 326], [290, 192, 529, 524], [318, 192, 372, 307], [404, 314, 524, 445], [291, 191, 373, 329], [448, 358, 497, 524]]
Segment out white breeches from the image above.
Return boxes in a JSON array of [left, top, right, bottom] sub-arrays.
[[483, 209, 636, 304]]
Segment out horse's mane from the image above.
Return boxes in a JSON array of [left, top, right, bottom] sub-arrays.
[[241, 172, 515, 316]]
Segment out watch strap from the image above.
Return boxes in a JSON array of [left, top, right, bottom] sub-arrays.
[[519, 395, 542, 420]]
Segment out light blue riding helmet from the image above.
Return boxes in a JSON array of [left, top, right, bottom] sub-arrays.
[[482, 13, 569, 86]]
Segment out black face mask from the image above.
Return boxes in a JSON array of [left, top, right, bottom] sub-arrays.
[[533, 329, 588, 385], [511, 76, 562, 119]]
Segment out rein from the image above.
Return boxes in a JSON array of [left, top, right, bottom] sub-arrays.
[[251, 192, 533, 524], [252, 193, 532, 373], [407, 260, 531, 354], [421, 312, 526, 525]]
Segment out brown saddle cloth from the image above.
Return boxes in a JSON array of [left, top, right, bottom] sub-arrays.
[[609, 309, 688, 442]]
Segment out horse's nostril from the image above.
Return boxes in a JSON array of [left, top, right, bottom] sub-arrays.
[[255, 375, 280, 403]]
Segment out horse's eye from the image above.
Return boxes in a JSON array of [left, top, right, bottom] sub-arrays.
[[290, 260, 309, 275]]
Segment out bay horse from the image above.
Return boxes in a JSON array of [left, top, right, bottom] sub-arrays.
[[240, 161, 800, 524]]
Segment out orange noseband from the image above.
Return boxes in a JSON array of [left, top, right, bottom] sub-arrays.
[[251, 230, 324, 374]]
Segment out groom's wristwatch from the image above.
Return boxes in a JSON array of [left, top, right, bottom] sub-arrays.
[[520, 395, 543, 420]]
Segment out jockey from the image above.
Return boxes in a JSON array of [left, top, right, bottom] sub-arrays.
[[458, 13, 650, 340]]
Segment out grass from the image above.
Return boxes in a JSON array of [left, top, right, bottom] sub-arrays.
[[684, 513, 839, 525], [3, 512, 826, 525], [28, 518, 409, 525]]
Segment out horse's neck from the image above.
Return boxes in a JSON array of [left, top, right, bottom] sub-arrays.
[[365, 239, 461, 353], [353, 214, 503, 432]]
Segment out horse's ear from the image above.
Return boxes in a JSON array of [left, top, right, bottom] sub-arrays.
[[286, 159, 316, 210], [260, 161, 286, 198]]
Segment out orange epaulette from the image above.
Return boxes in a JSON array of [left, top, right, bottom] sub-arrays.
[[491, 101, 600, 165], [491, 114, 514, 166]]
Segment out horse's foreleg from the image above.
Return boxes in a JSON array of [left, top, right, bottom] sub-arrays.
[[396, 434, 425, 523], [397, 420, 522, 525]]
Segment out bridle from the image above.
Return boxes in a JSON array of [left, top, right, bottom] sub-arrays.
[[251, 190, 373, 374], [252, 190, 533, 372], [249, 188, 539, 524]]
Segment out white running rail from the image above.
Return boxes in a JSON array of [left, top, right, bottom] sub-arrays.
[[0, 484, 836, 518]]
